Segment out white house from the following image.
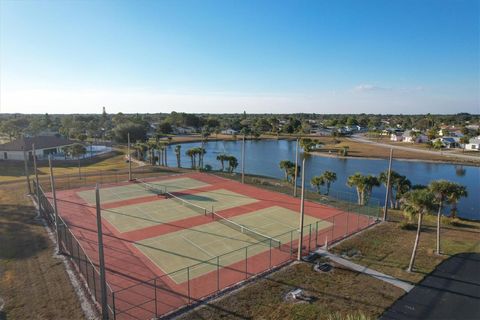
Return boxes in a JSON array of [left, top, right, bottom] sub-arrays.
[[221, 128, 239, 135], [390, 132, 404, 142], [172, 126, 196, 134], [402, 130, 429, 143], [465, 137, 480, 151], [0, 136, 76, 161]]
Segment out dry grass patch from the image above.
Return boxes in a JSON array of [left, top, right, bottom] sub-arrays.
[[0, 182, 85, 319], [178, 262, 403, 320]]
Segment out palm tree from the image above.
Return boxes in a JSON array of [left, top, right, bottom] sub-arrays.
[[379, 170, 401, 208], [447, 185, 468, 219], [174, 145, 181, 167], [216, 154, 228, 171], [340, 146, 349, 156], [287, 164, 300, 185], [363, 175, 380, 205], [310, 176, 325, 194], [279, 160, 295, 181], [426, 181, 467, 255], [393, 176, 412, 208], [347, 173, 367, 205], [321, 171, 337, 195], [186, 148, 196, 169], [401, 189, 436, 272], [227, 156, 238, 173], [429, 180, 454, 255]]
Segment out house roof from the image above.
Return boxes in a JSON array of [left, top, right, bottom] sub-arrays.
[[0, 136, 77, 151]]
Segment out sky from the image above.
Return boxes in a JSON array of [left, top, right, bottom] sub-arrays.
[[0, 0, 478, 114]]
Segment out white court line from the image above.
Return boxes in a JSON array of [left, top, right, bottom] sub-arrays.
[[181, 234, 215, 258]]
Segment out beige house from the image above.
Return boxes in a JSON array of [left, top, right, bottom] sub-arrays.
[[0, 136, 76, 161]]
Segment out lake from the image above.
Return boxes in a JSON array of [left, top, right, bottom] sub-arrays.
[[160, 139, 479, 220]]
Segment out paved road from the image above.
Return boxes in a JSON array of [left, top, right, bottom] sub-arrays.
[[381, 253, 480, 320], [349, 135, 480, 162]]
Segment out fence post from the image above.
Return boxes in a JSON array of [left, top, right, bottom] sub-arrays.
[[269, 238, 272, 268], [154, 278, 158, 318], [32, 143, 42, 215], [308, 224, 312, 252], [23, 147, 32, 194], [95, 184, 109, 319], [315, 221, 319, 248], [187, 267, 191, 304], [216, 256, 220, 292], [48, 155, 62, 254], [245, 247, 248, 279], [112, 291, 116, 320], [332, 215, 335, 241], [345, 212, 349, 237], [290, 230, 293, 257]]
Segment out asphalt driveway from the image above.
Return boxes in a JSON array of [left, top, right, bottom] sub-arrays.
[[381, 253, 480, 320]]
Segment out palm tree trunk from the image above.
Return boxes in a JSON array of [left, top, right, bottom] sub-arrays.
[[326, 182, 330, 195], [436, 202, 442, 255], [164, 148, 168, 167], [408, 213, 423, 272]]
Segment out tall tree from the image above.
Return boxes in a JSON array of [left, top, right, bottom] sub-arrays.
[[279, 160, 295, 182], [446, 184, 468, 219], [174, 145, 181, 168], [346, 173, 367, 205], [401, 189, 436, 272], [320, 171, 337, 195], [310, 176, 325, 194], [216, 154, 228, 171], [69, 143, 87, 178]]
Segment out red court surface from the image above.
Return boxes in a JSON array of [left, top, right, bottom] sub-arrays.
[[50, 172, 376, 319]]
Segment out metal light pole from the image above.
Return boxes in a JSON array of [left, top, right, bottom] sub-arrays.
[[22, 146, 31, 194], [383, 148, 393, 221], [95, 184, 109, 319], [297, 158, 306, 261], [127, 133, 132, 181], [32, 143, 41, 215], [293, 137, 299, 197], [241, 135, 246, 184], [48, 155, 61, 254]]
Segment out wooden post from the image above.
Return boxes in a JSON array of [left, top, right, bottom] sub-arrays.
[[48, 155, 61, 254], [293, 137, 299, 197], [32, 143, 41, 215], [23, 146, 31, 194], [297, 158, 306, 261], [383, 148, 393, 221], [241, 135, 245, 184], [95, 184, 109, 319], [127, 133, 132, 181]]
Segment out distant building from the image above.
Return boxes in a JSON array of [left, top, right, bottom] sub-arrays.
[[0, 136, 76, 161], [173, 126, 196, 134], [465, 137, 480, 151], [434, 137, 459, 149], [221, 129, 239, 135]]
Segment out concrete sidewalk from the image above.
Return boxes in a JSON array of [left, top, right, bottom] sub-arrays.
[[316, 248, 415, 292]]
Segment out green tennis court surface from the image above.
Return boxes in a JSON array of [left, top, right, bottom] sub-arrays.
[[99, 188, 259, 233], [76, 177, 209, 204], [134, 206, 331, 283]]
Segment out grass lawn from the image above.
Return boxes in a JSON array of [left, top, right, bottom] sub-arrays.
[[0, 148, 136, 183], [331, 211, 480, 284], [177, 262, 404, 320], [0, 181, 85, 319]]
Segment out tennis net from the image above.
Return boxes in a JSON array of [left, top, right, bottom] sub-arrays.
[[165, 192, 209, 216], [212, 211, 281, 248], [136, 179, 166, 195]]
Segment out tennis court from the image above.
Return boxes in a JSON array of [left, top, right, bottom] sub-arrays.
[[46, 172, 377, 320], [135, 206, 330, 283], [76, 177, 209, 204]]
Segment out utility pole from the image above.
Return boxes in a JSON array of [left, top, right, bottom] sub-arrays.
[[127, 133, 132, 181], [48, 155, 61, 254], [241, 135, 245, 184], [383, 148, 394, 221], [95, 184, 109, 319], [297, 158, 306, 261], [23, 146, 31, 194], [293, 137, 299, 197]]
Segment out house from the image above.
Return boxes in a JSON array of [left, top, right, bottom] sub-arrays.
[[172, 126, 196, 134], [465, 137, 480, 151], [221, 128, 239, 135], [402, 130, 429, 143], [390, 132, 404, 142], [0, 136, 76, 161], [434, 137, 459, 149]]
